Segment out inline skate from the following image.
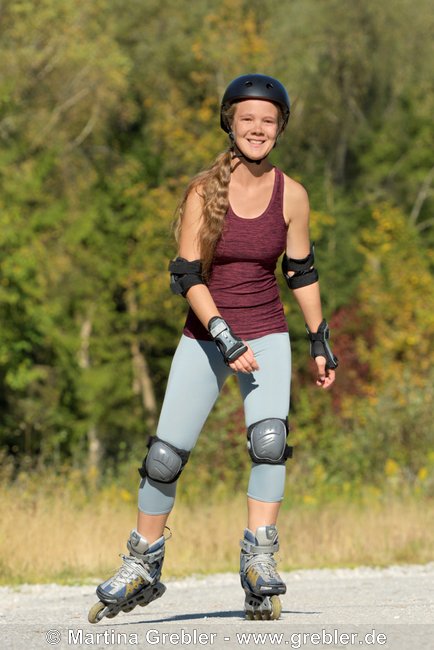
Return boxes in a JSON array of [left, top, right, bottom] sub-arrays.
[[88, 529, 167, 624], [239, 525, 286, 620]]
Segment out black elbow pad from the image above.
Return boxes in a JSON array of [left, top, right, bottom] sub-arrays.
[[168, 257, 204, 296], [282, 244, 319, 289]]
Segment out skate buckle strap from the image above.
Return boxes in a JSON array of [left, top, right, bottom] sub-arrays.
[[136, 548, 164, 565], [240, 539, 279, 555]]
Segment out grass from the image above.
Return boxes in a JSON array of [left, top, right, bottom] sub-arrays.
[[1, 477, 433, 585]]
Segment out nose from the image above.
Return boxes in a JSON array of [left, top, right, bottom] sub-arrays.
[[251, 119, 264, 134]]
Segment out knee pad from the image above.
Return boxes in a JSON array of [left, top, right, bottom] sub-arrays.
[[138, 437, 190, 484], [247, 418, 293, 465]]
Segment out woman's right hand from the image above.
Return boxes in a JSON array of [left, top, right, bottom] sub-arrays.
[[228, 343, 259, 374]]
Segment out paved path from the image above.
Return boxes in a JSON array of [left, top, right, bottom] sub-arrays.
[[1, 564, 433, 649]]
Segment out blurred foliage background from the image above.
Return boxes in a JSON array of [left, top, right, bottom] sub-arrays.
[[1, 0, 433, 507]]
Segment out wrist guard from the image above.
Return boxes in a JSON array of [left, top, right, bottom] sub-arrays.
[[208, 317, 248, 365], [306, 319, 338, 369]]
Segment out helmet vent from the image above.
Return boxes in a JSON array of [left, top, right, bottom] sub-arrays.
[[244, 81, 253, 87], [266, 82, 274, 89]]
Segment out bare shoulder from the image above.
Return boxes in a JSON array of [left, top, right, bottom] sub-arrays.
[[283, 174, 309, 201], [182, 183, 205, 224], [177, 183, 206, 258], [282, 173, 309, 225], [185, 182, 205, 209]]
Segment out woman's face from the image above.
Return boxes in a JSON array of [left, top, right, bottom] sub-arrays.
[[231, 99, 280, 161]]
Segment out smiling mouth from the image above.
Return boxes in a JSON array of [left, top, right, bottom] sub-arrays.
[[247, 139, 266, 146]]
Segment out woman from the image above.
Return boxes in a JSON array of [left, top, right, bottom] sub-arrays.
[[88, 73, 337, 624]]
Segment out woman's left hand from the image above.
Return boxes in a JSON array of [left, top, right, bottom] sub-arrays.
[[314, 355, 336, 389]]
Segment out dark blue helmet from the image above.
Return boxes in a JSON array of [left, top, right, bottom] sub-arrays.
[[220, 74, 290, 133]]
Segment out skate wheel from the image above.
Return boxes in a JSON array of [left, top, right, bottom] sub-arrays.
[[269, 595, 282, 620], [137, 581, 166, 606], [88, 601, 106, 624]]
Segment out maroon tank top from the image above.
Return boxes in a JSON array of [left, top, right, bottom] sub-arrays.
[[183, 167, 288, 340]]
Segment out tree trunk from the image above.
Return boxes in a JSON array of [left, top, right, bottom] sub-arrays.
[[78, 315, 101, 474], [410, 164, 434, 225], [126, 289, 157, 428]]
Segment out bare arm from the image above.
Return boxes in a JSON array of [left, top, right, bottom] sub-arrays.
[[177, 187, 221, 326], [283, 177, 335, 388]]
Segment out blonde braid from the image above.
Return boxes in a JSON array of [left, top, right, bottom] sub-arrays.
[[175, 149, 233, 280]]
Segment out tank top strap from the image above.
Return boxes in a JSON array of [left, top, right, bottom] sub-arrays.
[[272, 167, 284, 212]]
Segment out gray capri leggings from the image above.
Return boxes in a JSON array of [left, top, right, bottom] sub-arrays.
[[138, 332, 291, 515]]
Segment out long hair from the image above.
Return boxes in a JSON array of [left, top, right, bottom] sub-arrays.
[[174, 102, 284, 279]]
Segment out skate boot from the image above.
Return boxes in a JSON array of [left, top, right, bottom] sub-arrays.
[[239, 525, 286, 620], [88, 529, 168, 624]]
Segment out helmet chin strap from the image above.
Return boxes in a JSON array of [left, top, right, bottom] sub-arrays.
[[231, 147, 267, 165], [229, 133, 268, 165], [232, 149, 265, 165]]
